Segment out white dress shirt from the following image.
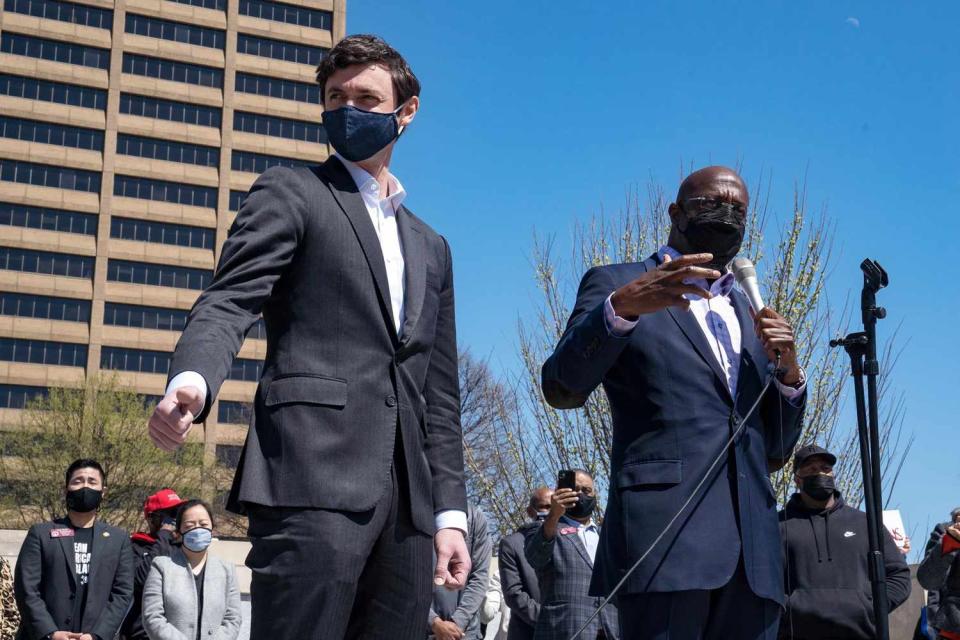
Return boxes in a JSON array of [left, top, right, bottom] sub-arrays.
[[167, 155, 467, 533], [603, 245, 805, 400], [560, 515, 600, 562]]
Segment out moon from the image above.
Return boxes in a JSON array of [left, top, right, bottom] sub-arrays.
[[845, 17, 861, 28]]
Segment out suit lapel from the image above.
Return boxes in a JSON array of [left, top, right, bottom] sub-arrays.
[[319, 158, 398, 340], [731, 289, 767, 399], [396, 205, 425, 342], [665, 305, 732, 401], [57, 524, 77, 587], [562, 524, 593, 568], [87, 521, 104, 597]]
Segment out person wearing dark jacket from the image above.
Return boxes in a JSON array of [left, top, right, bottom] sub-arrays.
[[917, 510, 960, 640], [121, 488, 186, 640], [778, 445, 911, 640], [499, 489, 551, 640], [14, 459, 134, 640]]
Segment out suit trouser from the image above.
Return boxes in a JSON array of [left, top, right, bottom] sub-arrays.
[[245, 432, 433, 640], [615, 558, 780, 640]]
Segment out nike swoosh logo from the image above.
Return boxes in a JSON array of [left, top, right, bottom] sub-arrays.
[[844, 531, 856, 538]]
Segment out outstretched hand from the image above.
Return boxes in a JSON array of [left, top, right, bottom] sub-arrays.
[[610, 253, 720, 320]]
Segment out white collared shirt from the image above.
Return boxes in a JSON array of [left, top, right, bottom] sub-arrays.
[[561, 515, 599, 562]]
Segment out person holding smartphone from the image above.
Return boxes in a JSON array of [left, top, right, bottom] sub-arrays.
[[524, 469, 619, 640]]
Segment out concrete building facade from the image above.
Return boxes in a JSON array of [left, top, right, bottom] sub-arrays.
[[0, 0, 343, 471]]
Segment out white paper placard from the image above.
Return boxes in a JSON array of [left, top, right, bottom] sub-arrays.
[[883, 509, 908, 551]]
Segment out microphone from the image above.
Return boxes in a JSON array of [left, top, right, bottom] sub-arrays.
[[731, 257, 764, 312]]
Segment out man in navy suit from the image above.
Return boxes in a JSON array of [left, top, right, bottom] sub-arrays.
[[542, 166, 807, 640]]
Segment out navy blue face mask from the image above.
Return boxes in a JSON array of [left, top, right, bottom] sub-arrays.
[[322, 104, 405, 162]]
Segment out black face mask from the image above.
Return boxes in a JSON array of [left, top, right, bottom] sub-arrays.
[[567, 493, 596, 520], [66, 487, 102, 513], [677, 203, 746, 271], [800, 474, 835, 502]]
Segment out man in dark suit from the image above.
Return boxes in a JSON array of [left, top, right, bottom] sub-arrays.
[[541, 166, 807, 640], [146, 34, 469, 640], [499, 488, 551, 640], [525, 470, 619, 640], [14, 459, 134, 640]]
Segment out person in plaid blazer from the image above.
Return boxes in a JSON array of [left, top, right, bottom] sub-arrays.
[[525, 470, 619, 640]]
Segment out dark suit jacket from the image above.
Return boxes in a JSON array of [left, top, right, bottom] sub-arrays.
[[499, 523, 542, 640], [14, 518, 134, 640], [541, 256, 805, 603], [168, 157, 466, 534], [524, 523, 619, 640]]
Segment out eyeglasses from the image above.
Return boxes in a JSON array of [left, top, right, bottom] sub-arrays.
[[681, 196, 747, 216]]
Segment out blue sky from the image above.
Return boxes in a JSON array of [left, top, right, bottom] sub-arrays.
[[349, 1, 959, 554]]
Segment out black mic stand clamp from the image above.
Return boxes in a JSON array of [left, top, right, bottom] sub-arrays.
[[829, 259, 890, 640]]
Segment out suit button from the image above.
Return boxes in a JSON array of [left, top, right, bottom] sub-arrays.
[[385, 395, 397, 407]]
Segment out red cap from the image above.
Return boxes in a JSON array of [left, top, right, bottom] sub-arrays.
[[143, 488, 186, 519]]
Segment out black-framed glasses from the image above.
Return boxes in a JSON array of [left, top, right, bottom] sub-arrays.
[[681, 196, 747, 216]]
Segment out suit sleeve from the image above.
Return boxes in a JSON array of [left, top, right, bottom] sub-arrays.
[[499, 535, 540, 626], [214, 562, 243, 640], [541, 267, 632, 409], [524, 525, 555, 572], [167, 166, 308, 421], [761, 381, 806, 468], [918, 528, 958, 592], [451, 508, 492, 630], [13, 526, 58, 640], [92, 534, 134, 640], [141, 563, 190, 640], [423, 236, 467, 515], [881, 525, 912, 611]]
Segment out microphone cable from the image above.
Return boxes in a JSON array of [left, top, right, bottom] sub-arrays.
[[569, 367, 779, 640]]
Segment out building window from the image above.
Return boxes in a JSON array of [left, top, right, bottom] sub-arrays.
[[239, 0, 331, 30], [228, 190, 246, 212], [0, 74, 106, 110], [165, 0, 224, 11], [107, 258, 212, 290], [0, 116, 103, 151], [3, 0, 112, 29], [228, 357, 262, 382], [233, 111, 326, 144], [103, 302, 188, 331], [0, 159, 101, 193], [215, 443, 243, 467], [122, 53, 222, 88], [111, 216, 215, 250], [125, 13, 225, 50], [236, 34, 326, 66], [116, 134, 219, 167], [218, 400, 252, 425], [232, 150, 310, 174], [0, 202, 97, 235], [114, 175, 217, 208], [120, 94, 221, 128], [235, 72, 319, 104], [100, 346, 170, 374], [0, 292, 91, 322], [0, 337, 87, 367], [0, 33, 110, 70], [0, 247, 93, 278], [247, 318, 266, 340], [0, 384, 49, 408]]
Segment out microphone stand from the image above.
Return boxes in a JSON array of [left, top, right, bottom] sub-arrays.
[[830, 258, 889, 640]]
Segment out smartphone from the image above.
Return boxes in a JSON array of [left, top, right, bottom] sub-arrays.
[[557, 469, 577, 491]]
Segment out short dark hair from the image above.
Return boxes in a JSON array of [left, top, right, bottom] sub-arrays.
[[316, 34, 420, 105], [176, 499, 215, 531], [64, 459, 105, 486]]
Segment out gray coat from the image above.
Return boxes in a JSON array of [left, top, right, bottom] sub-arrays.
[[142, 551, 241, 640], [917, 525, 960, 634], [525, 522, 619, 640]]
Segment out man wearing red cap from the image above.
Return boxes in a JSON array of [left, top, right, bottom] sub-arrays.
[[120, 488, 185, 640]]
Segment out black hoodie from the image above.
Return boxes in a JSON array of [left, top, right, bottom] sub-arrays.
[[777, 491, 911, 640]]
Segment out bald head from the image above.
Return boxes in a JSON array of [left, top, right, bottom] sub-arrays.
[[676, 166, 748, 204], [527, 486, 553, 519]]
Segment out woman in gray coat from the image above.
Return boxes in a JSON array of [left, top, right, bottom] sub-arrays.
[[142, 500, 242, 640]]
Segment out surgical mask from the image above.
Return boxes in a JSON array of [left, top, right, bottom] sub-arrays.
[[566, 494, 596, 520], [322, 104, 405, 162], [535, 511, 549, 522], [800, 474, 836, 502], [65, 487, 102, 513], [677, 203, 746, 271], [182, 527, 213, 552]]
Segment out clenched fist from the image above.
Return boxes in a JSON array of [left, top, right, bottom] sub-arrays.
[[148, 386, 204, 451]]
